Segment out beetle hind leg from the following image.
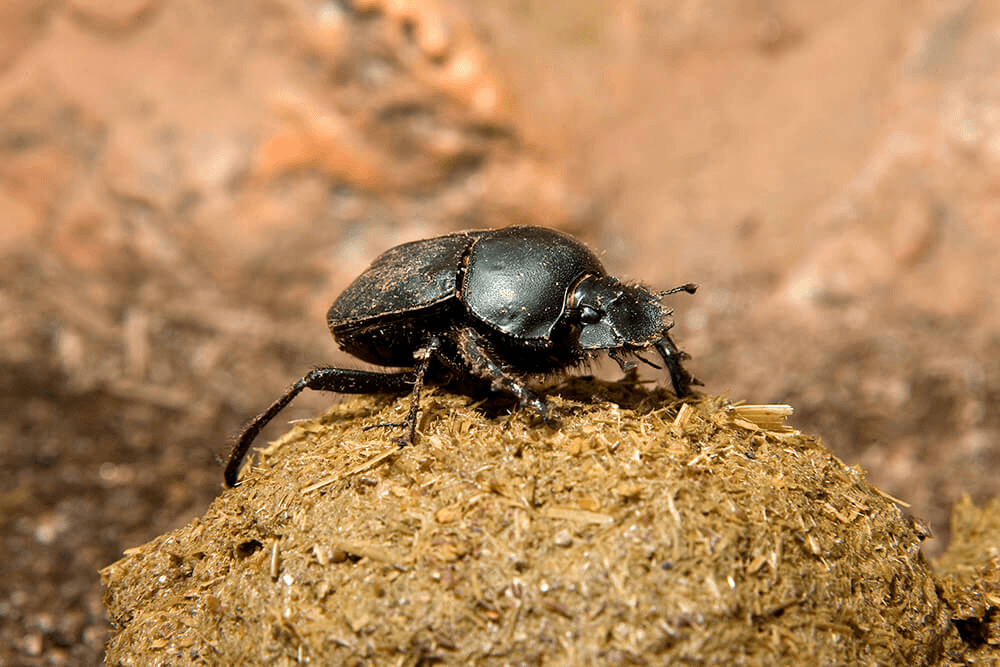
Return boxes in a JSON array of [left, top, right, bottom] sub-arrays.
[[225, 366, 416, 487]]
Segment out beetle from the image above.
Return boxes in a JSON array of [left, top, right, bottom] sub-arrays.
[[225, 225, 697, 486]]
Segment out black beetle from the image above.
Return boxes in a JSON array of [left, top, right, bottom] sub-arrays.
[[225, 225, 697, 486]]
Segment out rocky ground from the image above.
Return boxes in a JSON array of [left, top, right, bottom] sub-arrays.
[[1, 0, 999, 664]]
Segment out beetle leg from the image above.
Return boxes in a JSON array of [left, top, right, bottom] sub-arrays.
[[401, 344, 434, 444], [456, 328, 553, 421], [225, 367, 415, 487], [363, 339, 439, 446], [654, 334, 701, 398], [608, 349, 638, 372]]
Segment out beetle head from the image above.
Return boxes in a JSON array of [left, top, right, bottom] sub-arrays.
[[570, 275, 670, 350], [570, 275, 698, 396]]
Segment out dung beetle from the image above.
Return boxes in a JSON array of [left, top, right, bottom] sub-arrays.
[[225, 225, 697, 486]]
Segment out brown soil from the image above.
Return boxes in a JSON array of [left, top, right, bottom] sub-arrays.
[[2, 0, 999, 664]]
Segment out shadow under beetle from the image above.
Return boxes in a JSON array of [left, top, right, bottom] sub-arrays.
[[225, 225, 698, 486]]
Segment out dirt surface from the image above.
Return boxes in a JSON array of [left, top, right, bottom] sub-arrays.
[[2, 0, 1000, 664]]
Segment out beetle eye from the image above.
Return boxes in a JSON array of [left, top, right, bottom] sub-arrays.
[[579, 305, 601, 324]]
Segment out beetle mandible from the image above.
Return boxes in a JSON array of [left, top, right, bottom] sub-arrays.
[[225, 225, 698, 486]]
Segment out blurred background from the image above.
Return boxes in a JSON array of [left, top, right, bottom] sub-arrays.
[[2, 0, 999, 663]]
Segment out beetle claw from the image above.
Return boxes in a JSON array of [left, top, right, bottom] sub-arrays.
[[532, 398, 553, 420], [362, 420, 418, 446], [363, 420, 408, 432], [526, 398, 560, 428]]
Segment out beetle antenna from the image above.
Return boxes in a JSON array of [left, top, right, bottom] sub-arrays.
[[658, 283, 697, 298]]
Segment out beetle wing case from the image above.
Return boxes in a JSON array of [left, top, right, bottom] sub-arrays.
[[328, 232, 475, 326]]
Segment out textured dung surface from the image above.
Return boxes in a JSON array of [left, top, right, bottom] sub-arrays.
[[933, 495, 1000, 660], [103, 380, 993, 665]]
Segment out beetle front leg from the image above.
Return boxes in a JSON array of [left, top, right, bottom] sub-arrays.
[[655, 334, 701, 398], [455, 328, 554, 421]]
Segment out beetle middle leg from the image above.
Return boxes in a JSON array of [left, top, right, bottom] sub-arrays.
[[454, 328, 554, 421], [363, 338, 440, 446]]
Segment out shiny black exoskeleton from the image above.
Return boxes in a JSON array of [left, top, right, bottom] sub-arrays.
[[225, 225, 697, 486]]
